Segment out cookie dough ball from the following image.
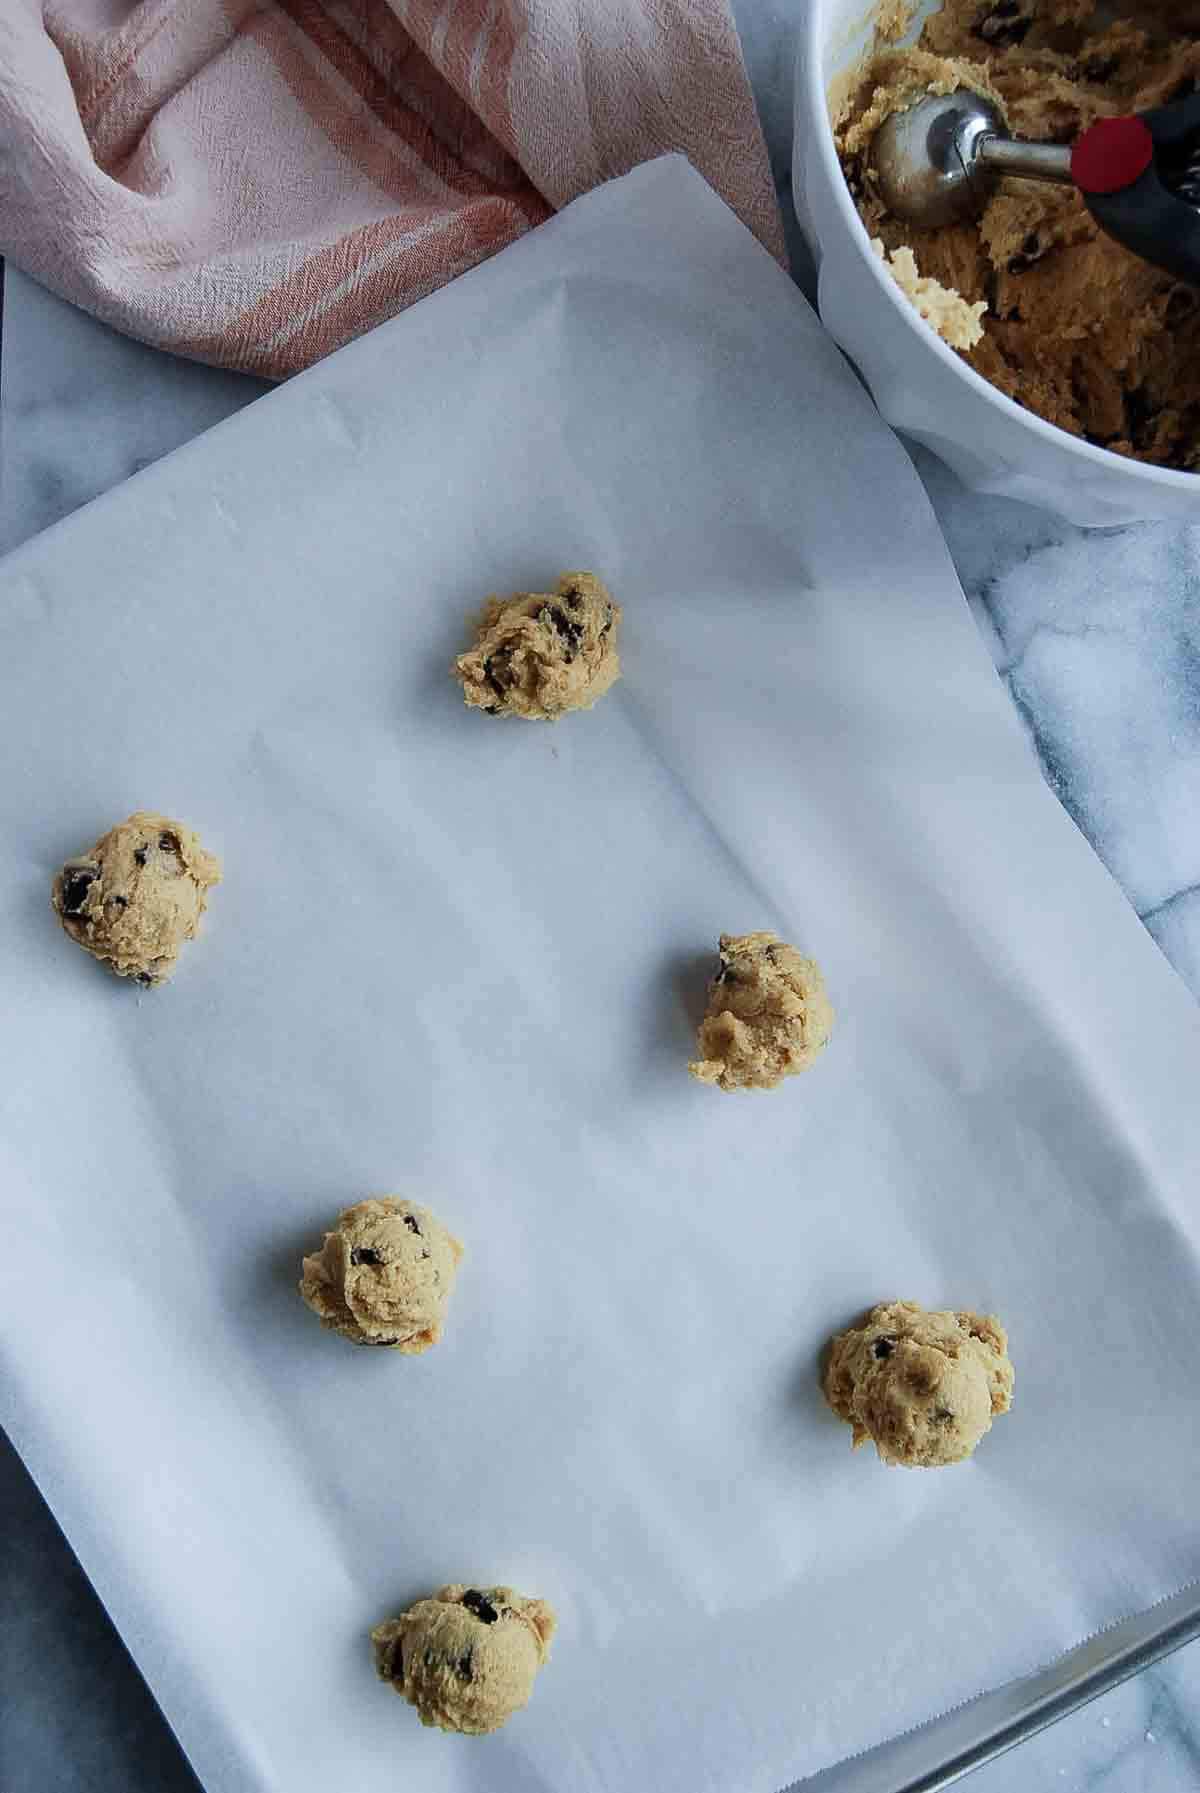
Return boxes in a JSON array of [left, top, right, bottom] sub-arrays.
[[824, 1300, 1014, 1468], [372, 1584, 556, 1734], [453, 571, 620, 720], [51, 811, 221, 986], [299, 1197, 463, 1350], [689, 931, 833, 1092]]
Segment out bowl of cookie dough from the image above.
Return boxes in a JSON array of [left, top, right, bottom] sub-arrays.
[[793, 0, 1200, 526]]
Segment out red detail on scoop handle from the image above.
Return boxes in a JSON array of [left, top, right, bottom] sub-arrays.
[[1078, 94, 1200, 285], [1070, 116, 1154, 196]]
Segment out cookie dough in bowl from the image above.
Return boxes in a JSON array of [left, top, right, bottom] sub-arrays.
[[372, 1584, 556, 1733], [51, 811, 221, 986], [299, 1197, 463, 1350], [836, 4, 1200, 473], [793, 0, 1200, 523], [824, 1300, 1014, 1466]]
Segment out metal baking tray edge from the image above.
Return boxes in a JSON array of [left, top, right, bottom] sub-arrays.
[[788, 1580, 1200, 1792]]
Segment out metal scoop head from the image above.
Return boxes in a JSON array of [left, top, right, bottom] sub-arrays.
[[870, 91, 1071, 228]]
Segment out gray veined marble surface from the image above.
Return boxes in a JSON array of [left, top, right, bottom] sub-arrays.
[[1, 2, 1198, 1787]]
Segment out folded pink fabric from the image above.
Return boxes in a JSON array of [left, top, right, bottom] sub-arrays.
[[0, 0, 782, 378]]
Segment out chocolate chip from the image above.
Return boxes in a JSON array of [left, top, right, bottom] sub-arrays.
[[1123, 384, 1157, 450], [109, 894, 128, 910], [135, 971, 156, 988], [934, 1407, 954, 1422], [457, 1652, 474, 1681], [462, 1589, 499, 1624], [873, 1337, 896, 1360], [393, 1638, 404, 1683], [975, 0, 1030, 45], [1007, 232, 1046, 275], [484, 650, 512, 697], [60, 866, 97, 915], [483, 704, 501, 715], [1165, 285, 1199, 330], [350, 1246, 383, 1265], [600, 605, 614, 636], [361, 1336, 402, 1347], [158, 832, 179, 853], [134, 847, 149, 866], [403, 1215, 422, 1236], [547, 605, 584, 657], [565, 586, 584, 607]]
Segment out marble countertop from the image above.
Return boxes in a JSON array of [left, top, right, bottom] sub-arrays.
[[2, 5, 1198, 1787]]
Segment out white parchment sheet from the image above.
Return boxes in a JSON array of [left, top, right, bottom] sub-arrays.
[[1, 159, 1198, 1793]]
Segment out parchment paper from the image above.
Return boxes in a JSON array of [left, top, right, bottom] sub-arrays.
[[1, 158, 1198, 1793]]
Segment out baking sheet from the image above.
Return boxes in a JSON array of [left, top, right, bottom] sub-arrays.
[[1, 156, 1198, 1793]]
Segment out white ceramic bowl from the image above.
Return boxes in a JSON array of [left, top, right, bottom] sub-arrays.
[[793, 0, 1200, 526]]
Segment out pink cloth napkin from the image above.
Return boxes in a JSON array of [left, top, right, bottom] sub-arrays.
[[0, 0, 782, 379]]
